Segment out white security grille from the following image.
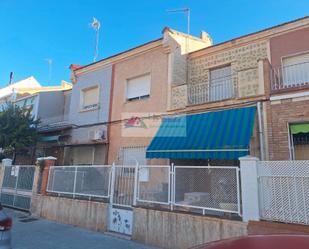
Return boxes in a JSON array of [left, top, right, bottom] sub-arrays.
[[258, 160, 309, 225], [47, 165, 111, 198]]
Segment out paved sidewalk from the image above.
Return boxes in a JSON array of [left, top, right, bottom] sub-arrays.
[[6, 208, 157, 249]]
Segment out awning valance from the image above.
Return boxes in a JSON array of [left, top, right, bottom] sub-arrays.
[[290, 123, 309, 135], [146, 106, 256, 160]]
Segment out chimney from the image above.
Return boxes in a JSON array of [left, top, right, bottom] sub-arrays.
[[200, 31, 213, 46]]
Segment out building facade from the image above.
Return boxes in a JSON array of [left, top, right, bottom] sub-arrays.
[[267, 18, 309, 160]]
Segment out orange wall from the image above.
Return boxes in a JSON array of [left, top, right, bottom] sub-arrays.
[[108, 46, 169, 164]]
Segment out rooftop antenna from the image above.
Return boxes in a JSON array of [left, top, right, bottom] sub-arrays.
[[167, 7, 190, 34], [8, 72, 13, 85], [45, 58, 53, 85], [90, 17, 101, 62]]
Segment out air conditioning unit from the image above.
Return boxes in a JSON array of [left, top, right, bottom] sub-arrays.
[[88, 129, 105, 141]]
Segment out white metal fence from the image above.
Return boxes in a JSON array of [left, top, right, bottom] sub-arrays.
[[137, 165, 170, 206], [47, 165, 111, 198], [46, 164, 240, 215], [136, 165, 241, 215], [258, 160, 309, 225], [271, 62, 309, 90]]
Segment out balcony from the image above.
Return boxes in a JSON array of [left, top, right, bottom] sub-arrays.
[[188, 75, 234, 105], [271, 61, 309, 91]]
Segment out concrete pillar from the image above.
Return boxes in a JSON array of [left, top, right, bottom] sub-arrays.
[[37, 156, 57, 195], [239, 156, 260, 222], [2, 158, 12, 167]]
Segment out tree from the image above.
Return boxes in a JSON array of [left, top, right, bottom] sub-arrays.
[[0, 104, 40, 163]]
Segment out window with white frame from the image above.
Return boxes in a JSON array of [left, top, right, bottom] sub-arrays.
[[209, 65, 233, 102], [81, 86, 99, 111], [282, 53, 309, 86], [289, 123, 309, 160], [126, 74, 151, 101]]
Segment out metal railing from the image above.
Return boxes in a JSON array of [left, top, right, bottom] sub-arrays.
[[188, 76, 234, 105], [136, 165, 241, 215], [271, 61, 309, 91], [46, 164, 241, 216], [258, 160, 309, 225], [47, 165, 111, 198], [110, 165, 137, 208], [0, 165, 35, 210], [173, 166, 241, 215]]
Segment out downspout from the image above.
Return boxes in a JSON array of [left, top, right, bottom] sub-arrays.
[[257, 102, 265, 160]]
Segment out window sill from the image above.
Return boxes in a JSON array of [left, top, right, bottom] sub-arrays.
[[79, 106, 100, 113], [125, 96, 150, 104]]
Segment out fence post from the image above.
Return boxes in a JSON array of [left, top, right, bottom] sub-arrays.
[[38, 156, 57, 195], [239, 156, 260, 222], [133, 163, 139, 206]]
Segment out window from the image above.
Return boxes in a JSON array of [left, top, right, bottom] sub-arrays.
[[289, 123, 309, 160], [282, 53, 309, 86], [209, 65, 233, 101], [126, 74, 151, 101], [118, 146, 148, 181], [81, 86, 99, 110]]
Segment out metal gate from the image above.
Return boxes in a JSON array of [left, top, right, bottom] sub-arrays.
[[0, 165, 35, 211], [109, 165, 138, 235]]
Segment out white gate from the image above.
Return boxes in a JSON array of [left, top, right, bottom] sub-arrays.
[[109, 165, 138, 235]]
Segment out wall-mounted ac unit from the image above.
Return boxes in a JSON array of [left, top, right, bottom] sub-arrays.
[[88, 129, 105, 141]]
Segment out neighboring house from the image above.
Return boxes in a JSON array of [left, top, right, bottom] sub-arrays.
[[266, 17, 309, 160], [73, 28, 213, 166], [147, 16, 309, 165], [0, 76, 41, 109], [66, 64, 112, 165], [8, 80, 72, 164]]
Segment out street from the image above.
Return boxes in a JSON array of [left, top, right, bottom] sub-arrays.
[[6, 208, 157, 249]]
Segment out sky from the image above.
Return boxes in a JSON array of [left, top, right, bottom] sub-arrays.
[[0, 0, 308, 87]]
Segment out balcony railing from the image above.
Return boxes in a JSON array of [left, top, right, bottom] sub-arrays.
[[188, 76, 234, 105], [271, 61, 309, 91]]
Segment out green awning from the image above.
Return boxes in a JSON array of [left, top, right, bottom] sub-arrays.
[[290, 123, 309, 135], [146, 106, 256, 160]]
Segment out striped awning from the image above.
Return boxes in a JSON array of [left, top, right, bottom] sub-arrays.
[[146, 106, 256, 160]]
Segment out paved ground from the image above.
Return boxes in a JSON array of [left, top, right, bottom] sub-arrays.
[[6, 208, 158, 249]]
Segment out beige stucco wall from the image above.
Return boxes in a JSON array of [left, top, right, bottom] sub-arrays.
[[171, 40, 269, 110], [31, 195, 108, 232], [133, 208, 248, 249], [108, 46, 169, 165]]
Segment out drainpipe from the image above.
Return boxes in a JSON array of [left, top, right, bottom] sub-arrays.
[[257, 102, 265, 160]]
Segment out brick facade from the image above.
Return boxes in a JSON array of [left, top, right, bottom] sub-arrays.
[[267, 98, 309, 160]]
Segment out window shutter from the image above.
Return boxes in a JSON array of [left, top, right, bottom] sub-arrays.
[[83, 87, 99, 108], [126, 74, 151, 100]]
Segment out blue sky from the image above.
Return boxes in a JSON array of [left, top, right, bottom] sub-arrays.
[[0, 0, 308, 87]]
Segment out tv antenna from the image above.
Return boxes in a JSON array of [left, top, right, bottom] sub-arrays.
[[45, 58, 53, 85], [90, 17, 101, 62], [167, 8, 190, 34]]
